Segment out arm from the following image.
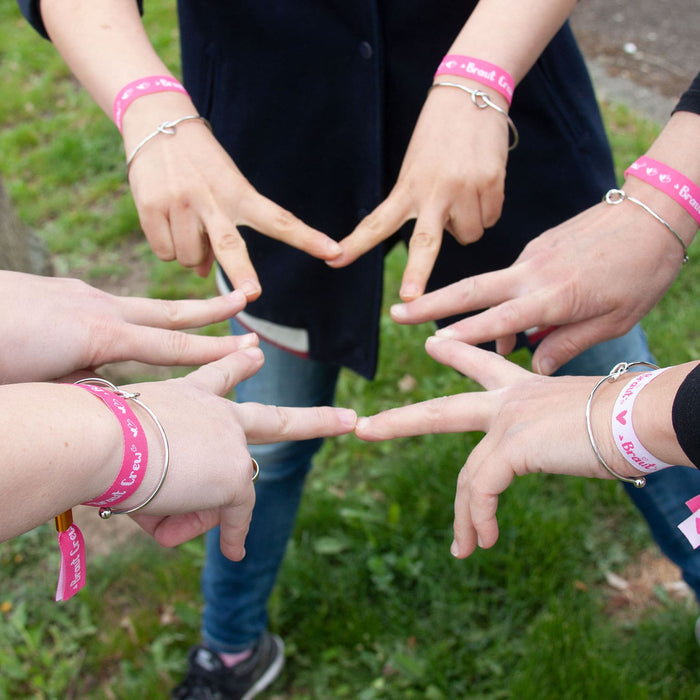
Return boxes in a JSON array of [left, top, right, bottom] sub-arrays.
[[390, 78, 700, 374], [1, 348, 357, 559], [35, 0, 341, 296], [329, 0, 577, 301], [355, 337, 698, 557], [0, 270, 258, 383]]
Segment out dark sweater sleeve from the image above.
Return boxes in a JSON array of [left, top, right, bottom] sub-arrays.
[[16, 0, 144, 40], [672, 71, 700, 116], [672, 363, 700, 468]]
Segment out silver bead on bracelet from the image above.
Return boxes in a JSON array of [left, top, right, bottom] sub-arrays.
[[125, 115, 212, 178], [74, 378, 170, 518], [430, 81, 519, 151], [603, 188, 689, 264], [585, 361, 659, 488]]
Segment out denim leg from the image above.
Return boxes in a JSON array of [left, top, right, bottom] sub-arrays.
[[556, 324, 700, 604], [201, 319, 340, 653]]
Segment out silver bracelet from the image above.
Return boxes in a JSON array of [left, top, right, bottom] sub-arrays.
[[125, 115, 212, 178], [430, 81, 519, 151], [604, 188, 689, 264], [74, 378, 170, 518], [585, 361, 659, 489]]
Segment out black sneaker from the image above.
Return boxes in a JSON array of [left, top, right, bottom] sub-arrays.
[[171, 632, 285, 700]]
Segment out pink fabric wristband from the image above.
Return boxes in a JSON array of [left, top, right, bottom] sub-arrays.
[[434, 55, 514, 105], [113, 75, 189, 133], [73, 383, 149, 508], [625, 157, 700, 226], [611, 368, 673, 473], [55, 511, 86, 602]]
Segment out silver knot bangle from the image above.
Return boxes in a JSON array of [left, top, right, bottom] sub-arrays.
[[585, 361, 659, 488], [125, 115, 212, 178], [430, 81, 519, 151], [603, 188, 689, 264], [74, 378, 170, 518]]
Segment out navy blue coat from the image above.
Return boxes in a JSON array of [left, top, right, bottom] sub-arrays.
[[19, 0, 617, 378]]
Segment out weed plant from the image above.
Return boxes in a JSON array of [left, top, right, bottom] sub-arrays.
[[1, 3, 699, 699]]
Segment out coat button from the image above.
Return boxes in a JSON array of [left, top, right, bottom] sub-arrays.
[[359, 41, 373, 59]]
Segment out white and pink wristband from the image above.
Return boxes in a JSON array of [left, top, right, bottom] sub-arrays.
[[434, 55, 514, 105], [611, 368, 673, 474], [113, 75, 189, 133], [625, 156, 700, 227], [55, 381, 149, 602]]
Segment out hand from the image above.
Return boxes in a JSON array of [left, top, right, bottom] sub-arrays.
[[355, 337, 626, 558], [389, 198, 686, 374], [125, 119, 343, 297], [127, 347, 357, 560], [0, 271, 258, 383], [328, 81, 510, 301]]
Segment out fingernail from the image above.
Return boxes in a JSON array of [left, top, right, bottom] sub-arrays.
[[240, 280, 261, 299], [477, 534, 484, 548], [336, 409, 357, 428], [390, 304, 407, 320], [242, 347, 264, 361], [435, 327, 456, 339], [356, 417, 370, 432], [237, 333, 259, 349], [539, 357, 555, 375], [228, 289, 247, 304], [450, 540, 459, 557], [399, 283, 420, 301]]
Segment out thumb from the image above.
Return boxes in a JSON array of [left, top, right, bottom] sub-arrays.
[[184, 347, 265, 395]]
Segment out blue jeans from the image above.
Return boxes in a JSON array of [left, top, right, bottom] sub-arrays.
[[201, 322, 700, 651]]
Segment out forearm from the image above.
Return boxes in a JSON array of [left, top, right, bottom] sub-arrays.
[[39, 0, 198, 146], [447, 0, 577, 86], [0, 383, 123, 540]]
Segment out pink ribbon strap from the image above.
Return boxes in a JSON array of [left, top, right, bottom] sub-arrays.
[[74, 383, 148, 509], [55, 512, 86, 602], [434, 55, 514, 104], [113, 75, 189, 132], [625, 157, 700, 226], [611, 368, 673, 473]]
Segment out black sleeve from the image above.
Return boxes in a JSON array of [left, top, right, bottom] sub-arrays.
[[672, 71, 700, 116], [672, 363, 700, 468], [16, 0, 144, 40]]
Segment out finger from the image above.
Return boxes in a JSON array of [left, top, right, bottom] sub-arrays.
[[238, 404, 357, 443], [399, 212, 445, 301], [435, 291, 560, 345], [531, 317, 624, 376], [218, 495, 255, 561], [169, 200, 211, 268], [389, 268, 520, 325], [424, 336, 530, 390], [194, 246, 215, 278], [134, 511, 224, 549], [327, 193, 410, 268], [117, 289, 247, 329], [183, 347, 265, 396], [201, 212, 262, 300], [355, 392, 491, 441], [241, 193, 343, 261], [495, 334, 517, 356], [138, 206, 176, 262], [103, 325, 260, 367]]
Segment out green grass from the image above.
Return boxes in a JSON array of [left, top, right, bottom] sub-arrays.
[[2, 3, 700, 699]]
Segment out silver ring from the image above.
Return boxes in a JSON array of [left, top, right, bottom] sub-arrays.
[[251, 458, 260, 483]]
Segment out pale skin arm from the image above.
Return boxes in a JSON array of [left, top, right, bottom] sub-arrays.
[[0, 349, 357, 560], [355, 337, 696, 558], [38, 0, 342, 296], [0, 270, 261, 383], [390, 110, 700, 375], [329, 0, 577, 301]]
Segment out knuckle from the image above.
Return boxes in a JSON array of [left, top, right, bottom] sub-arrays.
[[408, 229, 440, 252]]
